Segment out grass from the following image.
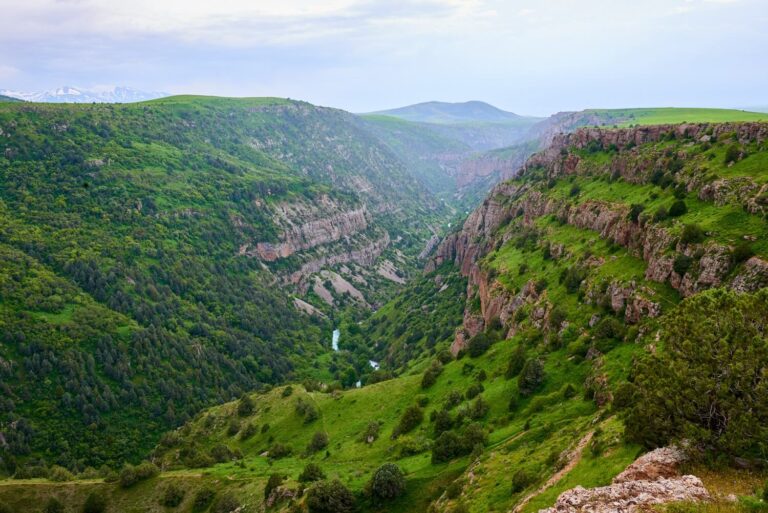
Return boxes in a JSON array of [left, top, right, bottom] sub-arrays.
[[585, 107, 767, 126]]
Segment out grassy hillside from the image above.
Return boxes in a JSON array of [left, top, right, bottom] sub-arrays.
[[572, 107, 766, 127], [0, 96, 442, 473], [0, 95, 21, 103]]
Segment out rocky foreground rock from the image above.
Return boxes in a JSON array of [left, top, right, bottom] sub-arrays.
[[539, 447, 710, 513]]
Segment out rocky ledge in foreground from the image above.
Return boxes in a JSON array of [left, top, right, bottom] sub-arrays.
[[540, 447, 710, 513]]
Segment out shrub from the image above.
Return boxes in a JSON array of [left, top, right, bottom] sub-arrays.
[[49, 465, 74, 482], [299, 463, 326, 483], [160, 483, 185, 507], [465, 383, 484, 400], [673, 254, 693, 276], [469, 396, 490, 420], [506, 345, 526, 378], [668, 200, 687, 217], [268, 443, 292, 460], [237, 394, 255, 417], [393, 405, 423, 437], [467, 332, 494, 357], [445, 480, 463, 499], [82, 492, 107, 513], [625, 289, 768, 458], [431, 431, 463, 463], [421, 360, 443, 388], [511, 469, 535, 493], [281, 385, 294, 397], [264, 473, 285, 499], [306, 480, 356, 513], [193, 488, 216, 511], [569, 184, 581, 197], [444, 390, 463, 409], [724, 143, 741, 164], [361, 421, 380, 443], [628, 204, 645, 222], [213, 493, 240, 513], [653, 206, 668, 222], [518, 358, 545, 396], [369, 463, 406, 502], [44, 498, 64, 513], [680, 224, 705, 244], [119, 461, 159, 488], [307, 431, 329, 454], [296, 398, 319, 424], [433, 409, 454, 436], [240, 422, 258, 440], [226, 418, 241, 436], [732, 242, 755, 264]]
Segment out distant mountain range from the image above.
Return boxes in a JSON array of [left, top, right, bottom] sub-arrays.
[[369, 100, 537, 124], [0, 85, 168, 103]]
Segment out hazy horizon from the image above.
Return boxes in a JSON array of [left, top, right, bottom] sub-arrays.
[[1, 0, 766, 116]]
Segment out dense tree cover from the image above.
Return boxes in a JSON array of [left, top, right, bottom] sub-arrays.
[[625, 289, 768, 459], [0, 97, 442, 473], [341, 265, 467, 372]]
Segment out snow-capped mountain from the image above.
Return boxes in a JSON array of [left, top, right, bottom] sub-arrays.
[[0, 86, 168, 103]]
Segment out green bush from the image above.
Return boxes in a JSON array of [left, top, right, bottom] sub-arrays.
[[518, 358, 545, 396], [467, 332, 494, 357], [653, 205, 669, 222], [239, 422, 258, 440], [307, 431, 329, 454], [393, 405, 423, 437], [48, 465, 74, 482], [237, 394, 255, 417], [431, 431, 463, 463], [369, 463, 406, 502], [44, 498, 65, 513], [82, 492, 107, 513], [119, 461, 159, 488], [306, 480, 356, 513], [506, 344, 526, 378], [628, 204, 645, 222], [421, 360, 444, 388], [360, 421, 380, 443], [465, 383, 484, 400], [193, 488, 215, 511], [732, 242, 755, 264], [669, 200, 687, 217], [626, 288, 768, 458], [724, 143, 741, 164], [673, 254, 693, 276], [213, 493, 240, 513], [160, 483, 185, 507], [511, 469, 535, 493], [299, 463, 326, 483], [268, 443, 292, 459], [264, 473, 285, 499], [680, 224, 705, 244]]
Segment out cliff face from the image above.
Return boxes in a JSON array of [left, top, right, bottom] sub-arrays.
[[238, 195, 370, 261], [432, 122, 768, 353]]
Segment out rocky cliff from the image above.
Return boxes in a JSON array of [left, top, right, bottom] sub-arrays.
[[430, 122, 768, 353]]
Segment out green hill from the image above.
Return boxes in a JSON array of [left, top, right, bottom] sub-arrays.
[[0, 96, 444, 472], [4, 121, 767, 513], [0, 94, 21, 103], [368, 100, 532, 125]]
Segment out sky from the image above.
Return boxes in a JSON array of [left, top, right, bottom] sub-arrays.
[[0, 0, 766, 116]]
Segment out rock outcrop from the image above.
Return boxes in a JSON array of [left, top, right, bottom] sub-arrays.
[[239, 195, 370, 261], [540, 447, 710, 513]]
